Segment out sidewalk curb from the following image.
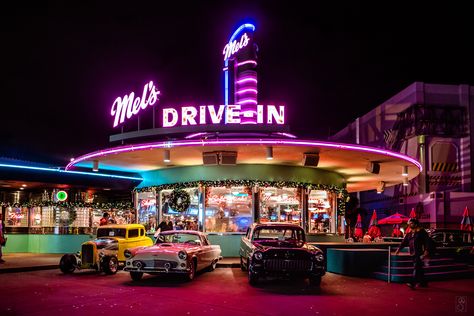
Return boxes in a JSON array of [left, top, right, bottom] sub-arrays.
[[0, 265, 59, 274], [0, 263, 241, 273]]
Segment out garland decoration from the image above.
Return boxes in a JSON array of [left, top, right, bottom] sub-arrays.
[[0, 201, 133, 210], [168, 189, 191, 212]]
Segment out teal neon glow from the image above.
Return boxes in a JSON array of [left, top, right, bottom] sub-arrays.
[[0, 163, 142, 181]]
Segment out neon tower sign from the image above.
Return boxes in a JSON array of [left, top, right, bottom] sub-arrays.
[[222, 24, 258, 124]]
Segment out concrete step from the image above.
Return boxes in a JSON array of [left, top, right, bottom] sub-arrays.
[[373, 268, 474, 283], [379, 263, 468, 274], [385, 257, 455, 267]]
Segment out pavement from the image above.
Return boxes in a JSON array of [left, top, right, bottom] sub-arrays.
[[1, 268, 473, 315], [0, 253, 240, 273]]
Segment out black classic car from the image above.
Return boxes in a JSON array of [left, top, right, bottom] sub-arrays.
[[239, 222, 325, 286], [428, 228, 473, 248]]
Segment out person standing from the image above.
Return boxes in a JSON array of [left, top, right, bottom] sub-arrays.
[[99, 212, 109, 226], [0, 218, 6, 263], [394, 218, 430, 289]]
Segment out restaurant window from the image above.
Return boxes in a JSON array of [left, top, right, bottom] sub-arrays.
[[160, 188, 200, 231], [137, 191, 157, 233], [6, 206, 29, 227], [259, 187, 302, 226], [41, 206, 55, 227], [204, 186, 252, 233], [29, 207, 42, 227], [308, 190, 334, 234]]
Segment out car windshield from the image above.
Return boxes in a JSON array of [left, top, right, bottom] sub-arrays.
[[252, 227, 305, 243], [156, 233, 201, 245], [96, 228, 127, 238]]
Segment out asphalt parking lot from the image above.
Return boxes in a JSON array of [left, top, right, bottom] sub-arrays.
[[1, 268, 473, 316]]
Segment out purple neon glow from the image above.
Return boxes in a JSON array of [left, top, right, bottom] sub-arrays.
[[238, 99, 258, 105], [236, 88, 258, 94], [275, 132, 298, 139], [237, 60, 257, 67], [184, 132, 208, 139], [236, 77, 257, 84], [66, 138, 423, 174]]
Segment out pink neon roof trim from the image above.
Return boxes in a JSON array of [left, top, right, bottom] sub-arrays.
[[66, 138, 422, 172]]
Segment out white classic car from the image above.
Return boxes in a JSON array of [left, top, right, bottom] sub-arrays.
[[124, 230, 222, 281]]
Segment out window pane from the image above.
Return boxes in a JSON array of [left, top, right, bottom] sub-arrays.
[[205, 186, 252, 232], [308, 190, 333, 233], [160, 188, 199, 231], [259, 187, 301, 226]]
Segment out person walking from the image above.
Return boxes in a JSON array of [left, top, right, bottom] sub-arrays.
[[394, 218, 431, 289]]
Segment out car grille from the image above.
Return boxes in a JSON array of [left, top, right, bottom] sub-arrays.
[[82, 244, 94, 264], [264, 259, 312, 272], [139, 260, 179, 269]]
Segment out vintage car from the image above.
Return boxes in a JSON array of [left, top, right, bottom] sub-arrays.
[[123, 230, 222, 281], [59, 224, 153, 275], [428, 228, 473, 247], [240, 222, 325, 286]]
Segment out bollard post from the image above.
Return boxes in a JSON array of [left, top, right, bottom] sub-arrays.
[[387, 246, 391, 283]]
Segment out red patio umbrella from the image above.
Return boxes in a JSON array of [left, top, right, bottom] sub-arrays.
[[368, 210, 381, 238], [354, 214, 363, 240], [378, 212, 410, 225], [460, 206, 473, 231], [405, 208, 417, 234]]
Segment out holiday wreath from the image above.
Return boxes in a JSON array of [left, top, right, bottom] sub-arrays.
[[168, 189, 191, 212]]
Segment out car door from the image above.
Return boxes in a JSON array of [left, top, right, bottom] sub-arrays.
[[240, 227, 254, 266]]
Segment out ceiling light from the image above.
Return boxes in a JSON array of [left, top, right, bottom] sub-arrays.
[[164, 150, 171, 163], [403, 178, 409, 186], [92, 160, 99, 172], [266, 146, 273, 160], [22, 184, 27, 187], [402, 166, 408, 177]]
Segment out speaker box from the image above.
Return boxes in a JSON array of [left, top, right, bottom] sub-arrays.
[[366, 162, 380, 174], [203, 152, 219, 165], [303, 153, 319, 167], [219, 151, 237, 165]]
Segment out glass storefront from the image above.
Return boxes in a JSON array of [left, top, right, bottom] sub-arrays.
[[160, 188, 200, 231], [308, 190, 334, 233], [204, 186, 252, 233], [259, 187, 302, 226], [151, 186, 339, 234], [137, 191, 157, 233]]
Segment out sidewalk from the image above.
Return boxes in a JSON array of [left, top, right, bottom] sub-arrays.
[[0, 253, 240, 273]]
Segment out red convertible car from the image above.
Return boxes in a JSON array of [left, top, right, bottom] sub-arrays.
[[124, 230, 222, 281]]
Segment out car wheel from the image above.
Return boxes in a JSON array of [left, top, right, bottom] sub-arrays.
[[186, 260, 196, 281], [130, 272, 143, 281], [240, 256, 247, 271], [248, 268, 258, 285], [102, 256, 119, 275], [309, 276, 321, 287], [208, 260, 217, 271], [59, 254, 76, 274]]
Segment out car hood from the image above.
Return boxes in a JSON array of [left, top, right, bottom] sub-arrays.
[[135, 243, 199, 255], [251, 240, 322, 253]]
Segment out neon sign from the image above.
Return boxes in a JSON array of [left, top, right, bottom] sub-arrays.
[[162, 105, 285, 127], [223, 33, 250, 61], [111, 81, 160, 127]]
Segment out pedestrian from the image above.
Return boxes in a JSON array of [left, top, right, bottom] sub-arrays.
[[0, 218, 6, 263], [394, 218, 431, 289], [167, 219, 174, 231], [99, 212, 109, 226]]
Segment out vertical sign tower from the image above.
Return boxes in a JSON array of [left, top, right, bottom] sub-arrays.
[[223, 23, 258, 124]]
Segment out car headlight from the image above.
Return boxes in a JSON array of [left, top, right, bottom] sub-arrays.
[[98, 252, 105, 257], [178, 251, 187, 260], [124, 250, 132, 258], [254, 251, 263, 261], [314, 253, 324, 262]]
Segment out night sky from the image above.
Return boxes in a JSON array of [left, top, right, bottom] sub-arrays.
[[2, 1, 473, 165]]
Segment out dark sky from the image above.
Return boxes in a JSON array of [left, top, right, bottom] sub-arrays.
[[2, 1, 473, 165]]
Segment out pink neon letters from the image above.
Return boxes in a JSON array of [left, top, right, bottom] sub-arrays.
[[162, 105, 285, 127], [223, 33, 250, 61], [111, 81, 160, 127]]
